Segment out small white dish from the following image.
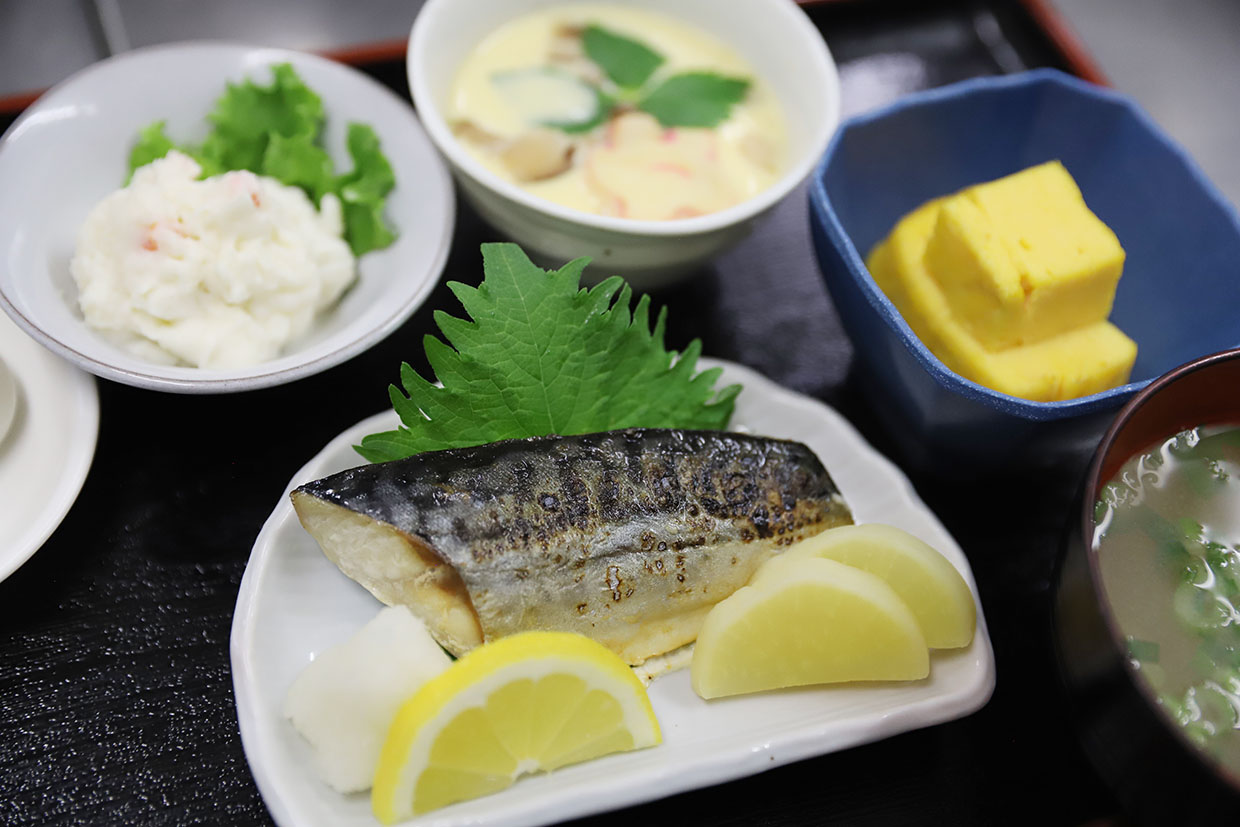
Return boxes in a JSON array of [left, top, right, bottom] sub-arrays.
[[0, 356, 15, 444], [0, 41, 455, 393], [231, 359, 995, 827], [407, 0, 840, 286], [0, 311, 98, 582]]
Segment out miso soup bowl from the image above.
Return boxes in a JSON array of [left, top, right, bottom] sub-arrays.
[[1054, 348, 1240, 825], [408, 0, 840, 288], [809, 69, 1240, 473]]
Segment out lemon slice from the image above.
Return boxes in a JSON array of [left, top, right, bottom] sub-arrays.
[[783, 524, 976, 649], [371, 631, 661, 822], [690, 556, 929, 699]]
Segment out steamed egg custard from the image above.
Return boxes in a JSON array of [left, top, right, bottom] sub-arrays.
[[449, 4, 787, 220]]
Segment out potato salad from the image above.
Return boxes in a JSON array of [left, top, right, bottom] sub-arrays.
[[70, 151, 355, 369]]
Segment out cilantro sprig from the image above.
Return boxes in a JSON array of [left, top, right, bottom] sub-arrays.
[[356, 243, 740, 462], [126, 63, 396, 256]]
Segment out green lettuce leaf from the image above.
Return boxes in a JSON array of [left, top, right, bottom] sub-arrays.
[[340, 201, 396, 258], [335, 124, 395, 202], [333, 124, 397, 255], [356, 243, 740, 462], [123, 64, 397, 254], [638, 72, 750, 128], [260, 132, 336, 203], [126, 121, 223, 180], [126, 121, 178, 181], [203, 63, 324, 172]]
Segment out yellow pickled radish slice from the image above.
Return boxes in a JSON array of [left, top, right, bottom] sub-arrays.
[[783, 523, 976, 649], [371, 631, 661, 822], [690, 556, 929, 700]]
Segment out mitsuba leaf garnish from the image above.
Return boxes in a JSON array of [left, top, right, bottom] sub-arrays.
[[542, 25, 750, 130], [582, 24, 664, 89], [125, 63, 397, 256], [638, 72, 751, 129], [356, 243, 741, 462]]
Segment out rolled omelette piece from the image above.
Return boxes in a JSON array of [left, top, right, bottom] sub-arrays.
[[291, 428, 852, 664]]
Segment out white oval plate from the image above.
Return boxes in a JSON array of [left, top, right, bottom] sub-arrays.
[[0, 311, 98, 582], [231, 359, 995, 827], [0, 41, 454, 393]]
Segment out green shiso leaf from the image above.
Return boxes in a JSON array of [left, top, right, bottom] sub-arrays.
[[124, 63, 397, 255], [582, 24, 664, 90], [638, 72, 750, 128], [356, 243, 740, 462]]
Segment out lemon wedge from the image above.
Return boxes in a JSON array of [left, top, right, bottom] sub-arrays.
[[783, 524, 976, 649], [690, 555, 929, 699], [371, 631, 661, 822]]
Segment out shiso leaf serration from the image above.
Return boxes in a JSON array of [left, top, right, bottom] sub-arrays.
[[356, 243, 740, 462]]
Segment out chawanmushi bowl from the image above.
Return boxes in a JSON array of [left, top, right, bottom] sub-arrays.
[[408, 0, 840, 287], [1054, 347, 1240, 825], [808, 69, 1240, 473]]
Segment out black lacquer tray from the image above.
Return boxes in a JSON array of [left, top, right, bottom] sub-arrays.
[[0, 2, 1128, 824]]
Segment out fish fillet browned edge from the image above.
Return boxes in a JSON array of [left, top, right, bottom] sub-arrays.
[[291, 428, 852, 664]]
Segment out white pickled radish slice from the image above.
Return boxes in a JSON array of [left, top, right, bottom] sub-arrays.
[[284, 606, 452, 793]]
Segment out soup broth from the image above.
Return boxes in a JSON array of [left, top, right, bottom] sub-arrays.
[[1095, 425, 1240, 781]]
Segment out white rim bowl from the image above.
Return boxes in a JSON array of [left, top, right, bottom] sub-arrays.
[[407, 0, 839, 241], [0, 41, 455, 393], [0, 356, 15, 444]]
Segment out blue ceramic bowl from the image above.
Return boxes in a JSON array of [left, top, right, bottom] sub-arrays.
[[809, 69, 1240, 473]]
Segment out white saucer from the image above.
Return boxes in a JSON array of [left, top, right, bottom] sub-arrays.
[[0, 355, 15, 443], [0, 311, 99, 581]]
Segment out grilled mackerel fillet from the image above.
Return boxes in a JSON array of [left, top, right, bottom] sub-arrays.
[[291, 428, 851, 664]]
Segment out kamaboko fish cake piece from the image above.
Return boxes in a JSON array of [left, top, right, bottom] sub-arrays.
[[292, 428, 851, 665]]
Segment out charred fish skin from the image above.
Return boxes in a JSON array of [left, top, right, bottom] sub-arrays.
[[293, 429, 852, 664]]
